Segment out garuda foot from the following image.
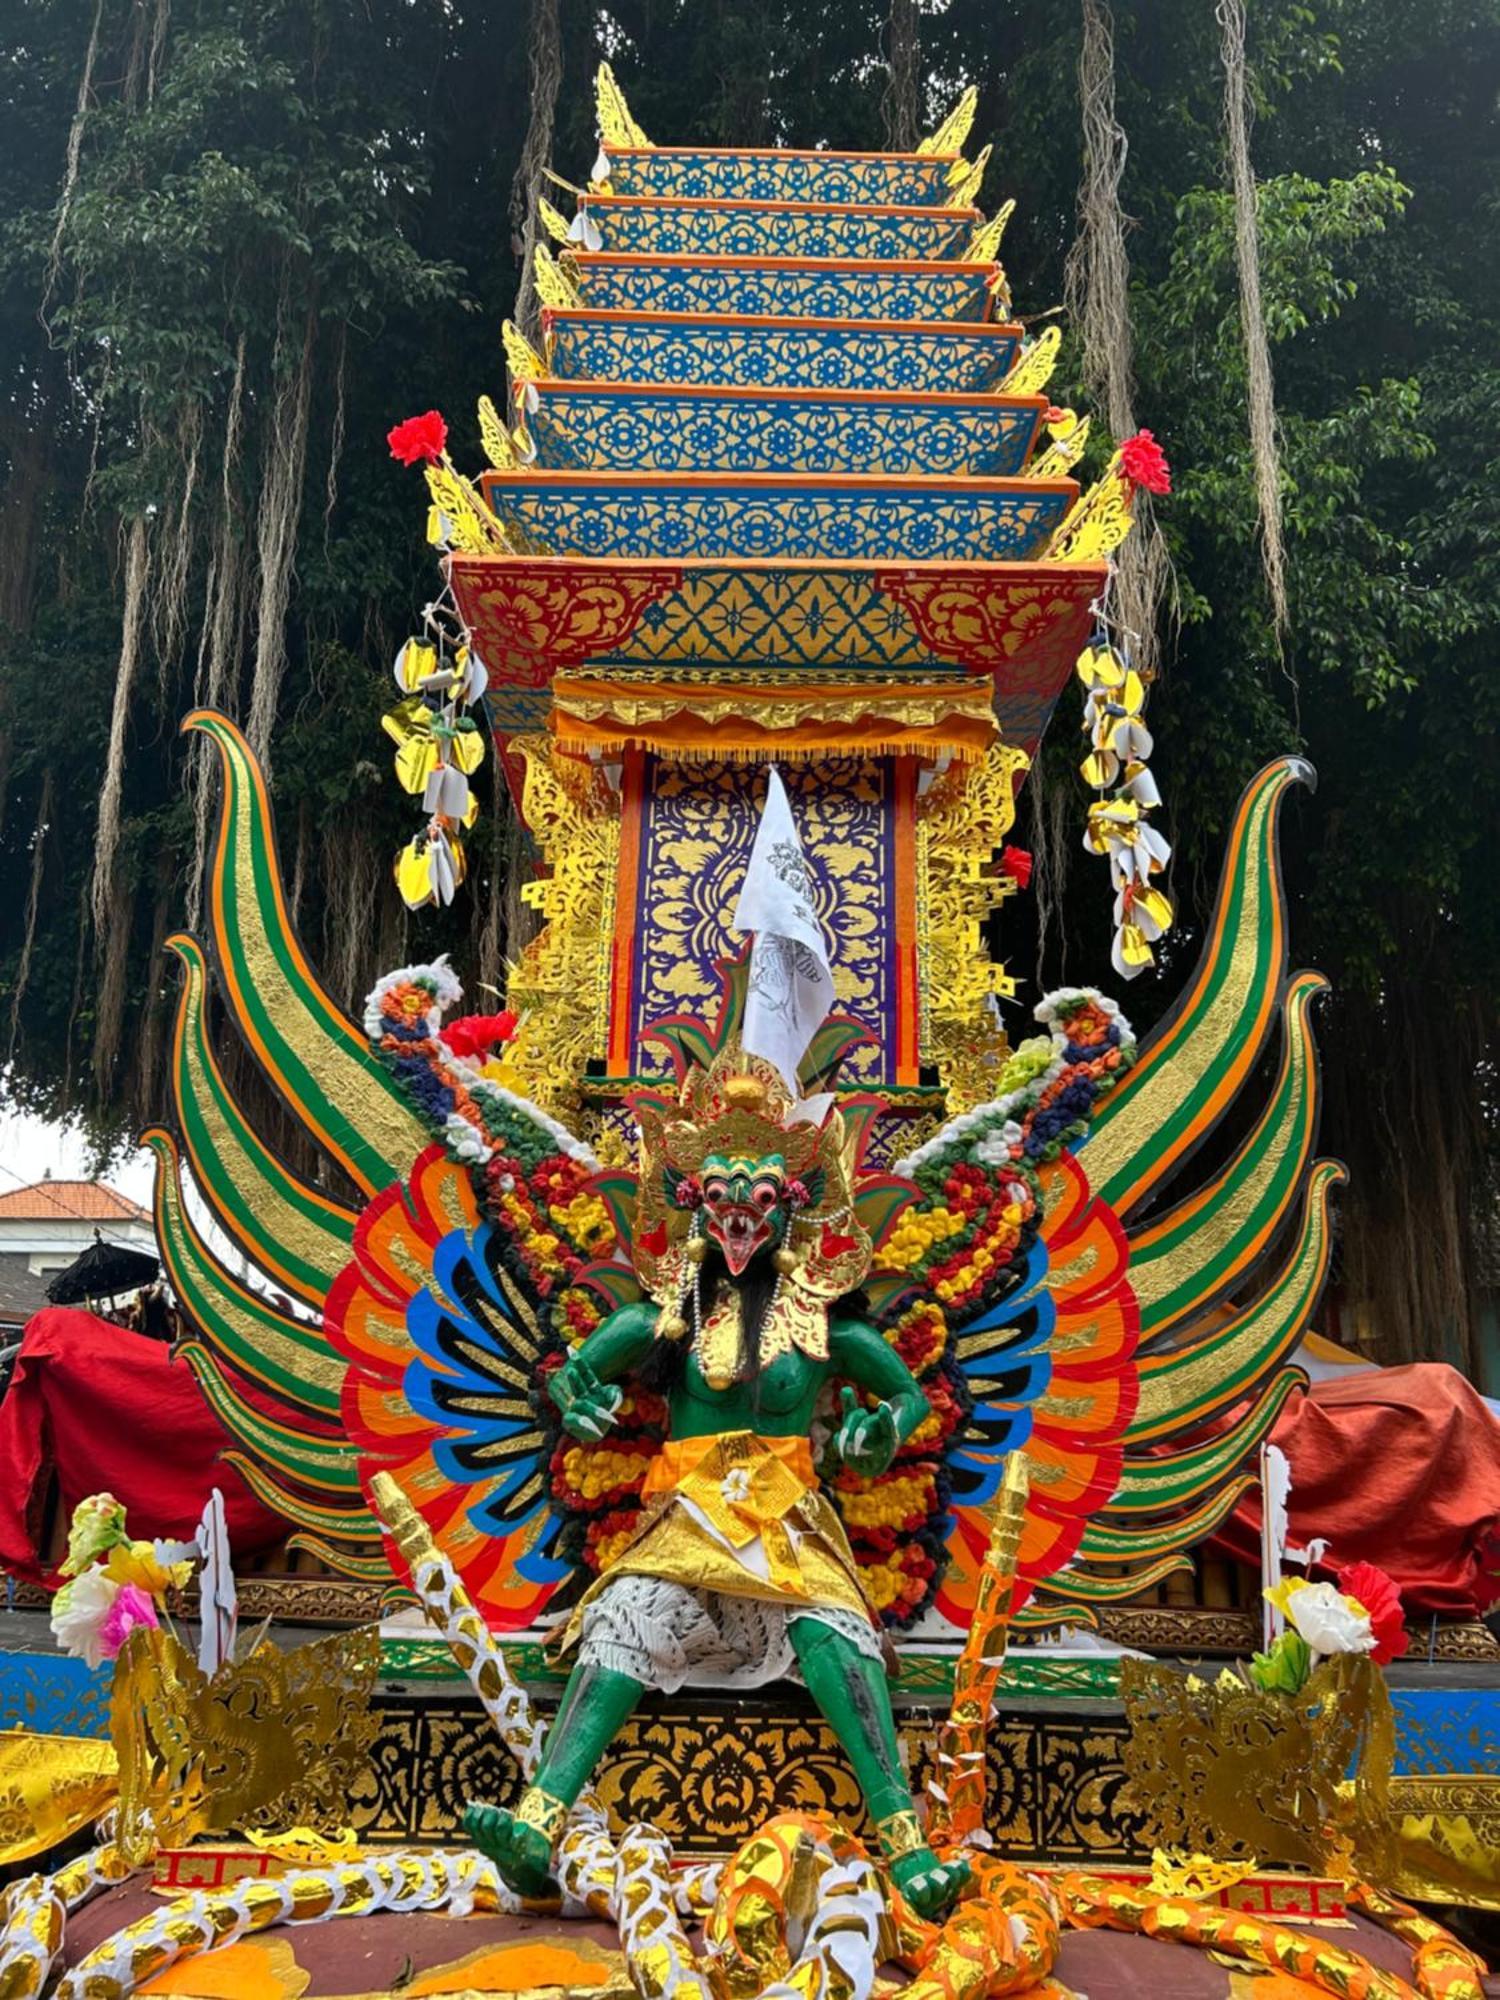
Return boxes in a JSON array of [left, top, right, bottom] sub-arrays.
[[890, 1846, 972, 1919], [463, 1797, 559, 1899]]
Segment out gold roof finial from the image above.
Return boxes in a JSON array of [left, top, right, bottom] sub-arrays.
[[918, 82, 977, 157], [596, 61, 651, 149]]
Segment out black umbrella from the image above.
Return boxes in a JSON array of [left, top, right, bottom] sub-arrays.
[[45, 1231, 160, 1307]]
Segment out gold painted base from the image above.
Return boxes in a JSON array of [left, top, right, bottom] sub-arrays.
[[353, 1690, 1143, 1860]]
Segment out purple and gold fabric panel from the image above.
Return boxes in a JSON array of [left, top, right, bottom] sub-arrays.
[[608, 754, 918, 1086], [526, 383, 1044, 477], [576, 195, 978, 261], [598, 148, 961, 206], [546, 311, 1022, 393], [570, 255, 996, 322]]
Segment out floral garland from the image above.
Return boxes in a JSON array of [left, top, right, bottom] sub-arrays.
[[1076, 431, 1176, 980], [365, 959, 598, 1170], [383, 410, 503, 912]]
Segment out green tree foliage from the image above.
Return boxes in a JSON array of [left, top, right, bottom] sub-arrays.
[[0, 0, 1494, 1361]]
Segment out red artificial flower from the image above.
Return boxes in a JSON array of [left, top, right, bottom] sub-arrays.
[[1119, 428, 1171, 496], [1338, 1559, 1409, 1665], [387, 410, 449, 467], [440, 1010, 518, 1059], [1002, 844, 1033, 889]]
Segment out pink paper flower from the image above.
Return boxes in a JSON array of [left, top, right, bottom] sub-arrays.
[[99, 1582, 159, 1660]]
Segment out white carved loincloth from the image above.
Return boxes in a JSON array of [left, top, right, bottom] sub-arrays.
[[575, 1572, 883, 1693]]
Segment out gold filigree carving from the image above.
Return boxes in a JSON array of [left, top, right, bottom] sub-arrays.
[[1001, 325, 1061, 397], [595, 61, 650, 149], [423, 462, 509, 555], [539, 196, 572, 243], [1120, 1654, 1395, 1879], [917, 742, 1030, 1111], [1029, 412, 1092, 481], [478, 393, 518, 471], [946, 147, 993, 208], [964, 197, 1014, 259], [918, 85, 977, 157], [549, 674, 998, 764], [493, 737, 620, 1118], [110, 1624, 381, 1867], [533, 243, 582, 312], [1048, 453, 1137, 563], [502, 319, 545, 383]]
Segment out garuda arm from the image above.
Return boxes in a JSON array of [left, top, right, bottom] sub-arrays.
[[829, 1317, 928, 1477], [551, 1302, 656, 1440], [551, 1302, 926, 1481]]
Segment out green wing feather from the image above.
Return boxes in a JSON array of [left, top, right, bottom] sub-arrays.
[[184, 709, 429, 1196], [1126, 972, 1326, 1340], [1128, 1161, 1344, 1442], [164, 935, 357, 1307], [1104, 1368, 1305, 1515], [1085, 758, 1314, 1218], [144, 1129, 344, 1416]]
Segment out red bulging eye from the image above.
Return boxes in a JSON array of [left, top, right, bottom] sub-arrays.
[[705, 1179, 729, 1204], [753, 1183, 779, 1211]]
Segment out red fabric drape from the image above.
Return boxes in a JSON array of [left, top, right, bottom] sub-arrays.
[[1212, 1362, 1500, 1618], [0, 1307, 287, 1586]]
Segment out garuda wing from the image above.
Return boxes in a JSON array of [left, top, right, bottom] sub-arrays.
[[147, 712, 636, 1627]]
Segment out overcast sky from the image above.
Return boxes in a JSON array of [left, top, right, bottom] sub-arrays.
[[0, 1108, 155, 1209]]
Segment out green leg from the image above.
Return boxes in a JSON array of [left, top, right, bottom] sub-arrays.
[[465, 1662, 645, 1897], [788, 1616, 970, 1919]]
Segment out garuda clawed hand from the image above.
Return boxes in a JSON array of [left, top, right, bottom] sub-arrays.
[[835, 1386, 899, 1478], [552, 1357, 623, 1441]]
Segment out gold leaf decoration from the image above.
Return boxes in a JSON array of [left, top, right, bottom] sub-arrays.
[[1029, 411, 1091, 480], [492, 738, 621, 1118], [1120, 1653, 1396, 1881], [1048, 453, 1136, 562], [965, 197, 1016, 262], [502, 318, 545, 383], [538, 196, 571, 244], [918, 83, 978, 157], [533, 242, 581, 312], [1001, 323, 1062, 396], [423, 462, 510, 555], [595, 60, 650, 149], [947, 144, 993, 208], [477, 393, 516, 471], [110, 1624, 381, 1867], [917, 740, 1030, 1111]]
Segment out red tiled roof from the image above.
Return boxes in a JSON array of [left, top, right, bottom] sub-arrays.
[[0, 1179, 151, 1224]]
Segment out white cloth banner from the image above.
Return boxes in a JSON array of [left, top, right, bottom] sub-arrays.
[[731, 768, 835, 1097]]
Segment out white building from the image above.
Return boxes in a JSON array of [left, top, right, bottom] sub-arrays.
[[0, 1179, 155, 1332]]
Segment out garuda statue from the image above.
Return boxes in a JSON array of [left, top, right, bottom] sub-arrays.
[[356, 937, 1135, 1918], [149, 719, 1335, 1922], [467, 1025, 983, 1912]]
